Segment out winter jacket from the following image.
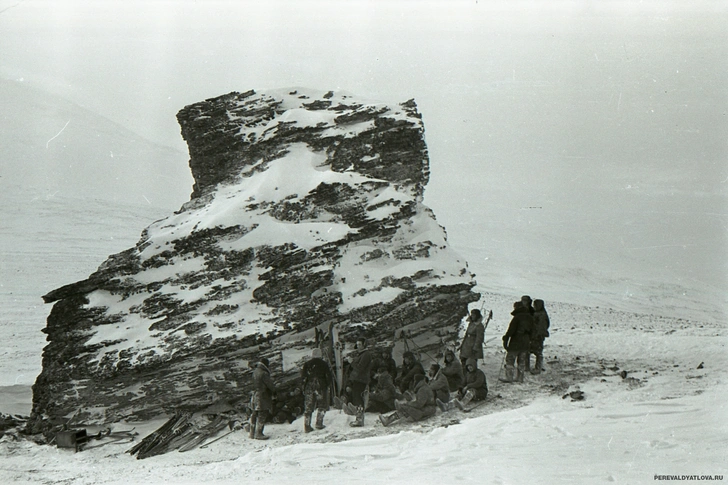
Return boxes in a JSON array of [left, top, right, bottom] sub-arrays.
[[369, 372, 399, 409], [398, 378, 437, 421], [397, 359, 425, 392], [441, 350, 464, 391], [460, 319, 485, 360], [463, 359, 488, 401], [503, 306, 533, 353], [428, 371, 450, 403], [348, 348, 373, 384], [252, 362, 276, 412], [532, 309, 550, 339], [301, 357, 333, 391]]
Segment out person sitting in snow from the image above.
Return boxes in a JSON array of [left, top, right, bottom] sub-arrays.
[[437, 358, 487, 411], [426, 363, 450, 404], [501, 301, 534, 383], [441, 348, 464, 392], [380, 373, 437, 426], [301, 348, 333, 432], [379, 348, 398, 382], [396, 351, 425, 394], [459, 309, 485, 369], [367, 365, 400, 413], [529, 299, 550, 374], [250, 357, 276, 440]]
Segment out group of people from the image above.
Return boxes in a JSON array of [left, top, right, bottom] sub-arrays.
[[501, 295, 551, 383], [244, 296, 551, 438]]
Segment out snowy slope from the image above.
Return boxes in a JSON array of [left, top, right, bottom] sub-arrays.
[[0, 78, 192, 208], [0, 184, 170, 387], [1, 294, 725, 485]]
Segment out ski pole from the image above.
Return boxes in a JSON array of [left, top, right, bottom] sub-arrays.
[[199, 428, 236, 449], [492, 350, 508, 392]]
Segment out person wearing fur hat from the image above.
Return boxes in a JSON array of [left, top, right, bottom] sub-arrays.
[[529, 299, 551, 374], [380, 373, 437, 426], [501, 301, 534, 383], [250, 357, 276, 440], [441, 348, 464, 392], [395, 351, 425, 394], [459, 308, 485, 369], [301, 348, 334, 433]]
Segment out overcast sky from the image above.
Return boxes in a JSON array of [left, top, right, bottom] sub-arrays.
[[1, 0, 726, 292]]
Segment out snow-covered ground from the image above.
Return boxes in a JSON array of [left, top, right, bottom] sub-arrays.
[[1, 292, 725, 484]]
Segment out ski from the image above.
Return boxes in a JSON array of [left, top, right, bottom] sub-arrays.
[[178, 415, 229, 452], [460, 400, 487, 413]]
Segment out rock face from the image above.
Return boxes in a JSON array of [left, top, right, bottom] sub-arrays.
[[31, 89, 479, 428]]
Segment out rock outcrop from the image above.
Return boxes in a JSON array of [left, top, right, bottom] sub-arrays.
[[31, 88, 479, 429]]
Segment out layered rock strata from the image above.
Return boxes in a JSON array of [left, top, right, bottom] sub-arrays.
[[31, 89, 479, 429]]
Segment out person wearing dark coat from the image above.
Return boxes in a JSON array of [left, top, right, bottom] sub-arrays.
[[437, 358, 487, 411], [301, 348, 333, 432], [380, 349, 398, 382], [380, 374, 436, 426], [396, 351, 425, 393], [530, 299, 551, 374], [347, 337, 373, 427], [427, 363, 450, 403], [502, 301, 534, 383], [250, 357, 276, 440], [367, 366, 400, 413], [459, 309, 485, 368], [441, 348, 464, 392]]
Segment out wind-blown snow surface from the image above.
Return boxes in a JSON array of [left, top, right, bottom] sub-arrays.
[[1, 294, 726, 484]]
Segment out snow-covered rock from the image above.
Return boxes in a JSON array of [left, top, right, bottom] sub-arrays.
[[31, 89, 478, 429]]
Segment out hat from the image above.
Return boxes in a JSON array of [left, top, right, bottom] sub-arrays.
[[311, 348, 323, 359], [259, 357, 270, 368], [403, 351, 415, 361], [466, 358, 477, 369]]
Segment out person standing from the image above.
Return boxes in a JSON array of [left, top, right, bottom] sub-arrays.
[[347, 336, 373, 427], [301, 348, 333, 433], [250, 357, 276, 440], [501, 301, 534, 383], [530, 299, 551, 374], [459, 309, 485, 369]]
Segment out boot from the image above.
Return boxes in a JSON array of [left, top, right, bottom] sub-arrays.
[[436, 398, 455, 412], [378, 411, 400, 427], [515, 368, 525, 383], [254, 415, 270, 440], [344, 402, 358, 416], [315, 410, 326, 430], [303, 414, 313, 433], [454, 389, 474, 410], [500, 366, 514, 383], [531, 354, 543, 374], [248, 416, 257, 439], [349, 407, 364, 427]]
